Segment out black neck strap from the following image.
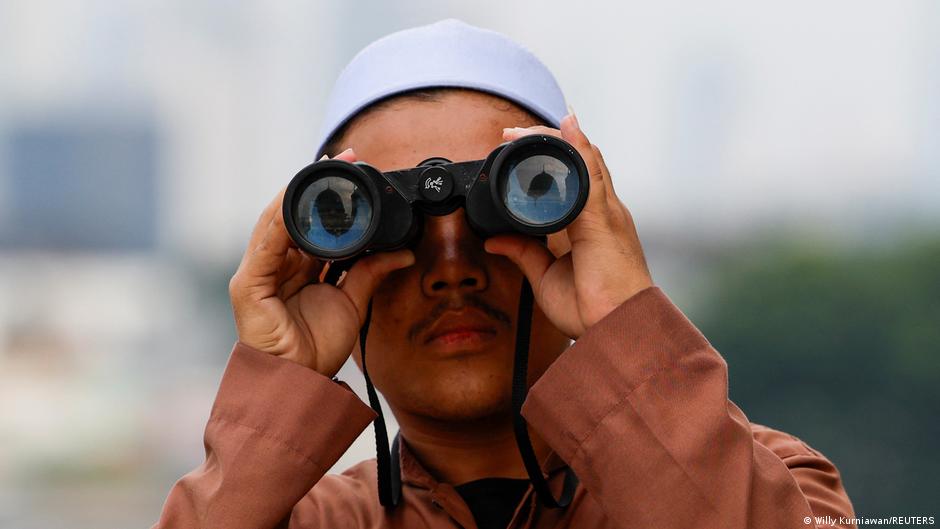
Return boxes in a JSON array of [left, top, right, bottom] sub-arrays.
[[324, 260, 403, 508], [511, 278, 579, 507], [359, 300, 402, 508], [357, 278, 578, 509]]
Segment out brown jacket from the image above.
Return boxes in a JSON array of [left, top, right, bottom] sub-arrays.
[[152, 287, 856, 528]]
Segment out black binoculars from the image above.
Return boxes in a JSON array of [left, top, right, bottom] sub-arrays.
[[283, 134, 589, 260]]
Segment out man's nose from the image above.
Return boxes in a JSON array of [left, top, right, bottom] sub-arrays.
[[417, 209, 489, 297]]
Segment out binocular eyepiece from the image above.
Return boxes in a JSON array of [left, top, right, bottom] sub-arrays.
[[283, 134, 589, 260]]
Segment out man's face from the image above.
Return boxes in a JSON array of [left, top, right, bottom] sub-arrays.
[[340, 91, 571, 422]]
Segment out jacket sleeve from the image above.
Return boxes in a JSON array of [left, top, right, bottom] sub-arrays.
[[521, 286, 856, 529], [151, 343, 377, 529]]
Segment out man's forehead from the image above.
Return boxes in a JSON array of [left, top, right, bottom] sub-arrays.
[[342, 92, 538, 171]]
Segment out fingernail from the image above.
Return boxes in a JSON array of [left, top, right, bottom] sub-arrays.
[[339, 147, 354, 156], [392, 249, 415, 269], [566, 104, 580, 130], [319, 154, 329, 160]]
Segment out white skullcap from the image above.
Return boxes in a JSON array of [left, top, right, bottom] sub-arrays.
[[315, 19, 567, 157]]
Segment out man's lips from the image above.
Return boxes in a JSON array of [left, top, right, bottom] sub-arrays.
[[422, 309, 500, 346]]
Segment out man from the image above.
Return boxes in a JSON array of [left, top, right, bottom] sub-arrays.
[[153, 19, 855, 529]]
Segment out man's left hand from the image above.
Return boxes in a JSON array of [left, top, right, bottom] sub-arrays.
[[485, 113, 653, 339]]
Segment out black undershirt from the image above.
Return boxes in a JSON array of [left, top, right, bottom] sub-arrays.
[[454, 477, 531, 529]]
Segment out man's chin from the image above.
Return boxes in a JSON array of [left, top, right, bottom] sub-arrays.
[[393, 379, 514, 424], [419, 399, 513, 423]]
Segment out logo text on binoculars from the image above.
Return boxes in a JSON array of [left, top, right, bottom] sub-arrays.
[[424, 176, 443, 193]]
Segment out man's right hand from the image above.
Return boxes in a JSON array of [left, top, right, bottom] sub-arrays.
[[228, 148, 415, 377]]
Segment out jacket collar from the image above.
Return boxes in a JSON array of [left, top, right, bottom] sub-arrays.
[[397, 434, 569, 490], [395, 436, 573, 529]]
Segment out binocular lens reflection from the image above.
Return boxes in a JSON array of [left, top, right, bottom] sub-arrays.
[[295, 175, 373, 251], [500, 154, 580, 226]]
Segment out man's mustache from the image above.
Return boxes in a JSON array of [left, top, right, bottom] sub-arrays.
[[407, 294, 513, 342]]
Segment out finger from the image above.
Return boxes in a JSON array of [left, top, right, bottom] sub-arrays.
[[276, 247, 305, 283], [591, 144, 619, 202], [240, 192, 296, 287], [243, 187, 288, 257], [554, 113, 620, 245], [590, 144, 632, 232], [484, 234, 555, 296], [560, 113, 605, 192], [278, 251, 325, 299], [332, 147, 358, 163], [340, 249, 415, 323], [502, 125, 561, 141], [546, 231, 572, 257]]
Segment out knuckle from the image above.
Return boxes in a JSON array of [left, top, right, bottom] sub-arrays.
[[578, 209, 611, 229], [256, 205, 275, 227], [228, 273, 246, 297], [518, 240, 538, 261], [254, 237, 270, 255], [359, 259, 383, 285], [272, 208, 286, 227]]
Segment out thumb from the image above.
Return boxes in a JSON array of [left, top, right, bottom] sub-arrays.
[[340, 249, 415, 323], [484, 234, 555, 293]]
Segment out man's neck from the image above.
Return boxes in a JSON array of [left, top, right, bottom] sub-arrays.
[[394, 410, 552, 486]]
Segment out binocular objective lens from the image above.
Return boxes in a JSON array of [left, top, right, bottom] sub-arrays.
[[295, 175, 374, 251], [499, 154, 580, 226]]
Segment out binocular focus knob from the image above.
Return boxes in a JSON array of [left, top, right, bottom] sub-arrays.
[[418, 166, 454, 203]]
